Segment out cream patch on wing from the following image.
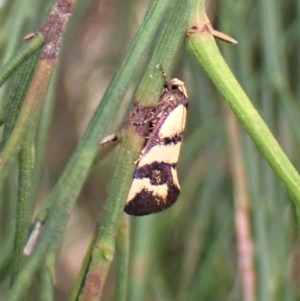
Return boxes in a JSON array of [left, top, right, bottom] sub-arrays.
[[171, 167, 180, 189], [159, 105, 187, 139], [138, 143, 182, 167], [126, 178, 168, 204]]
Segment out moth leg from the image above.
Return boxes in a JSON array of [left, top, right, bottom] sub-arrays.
[[139, 106, 165, 125], [132, 111, 156, 125], [100, 134, 118, 146], [134, 148, 146, 165]]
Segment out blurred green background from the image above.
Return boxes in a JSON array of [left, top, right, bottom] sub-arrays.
[[1, 0, 300, 300]]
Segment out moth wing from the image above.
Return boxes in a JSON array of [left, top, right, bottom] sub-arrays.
[[138, 102, 187, 167], [125, 89, 188, 216], [124, 163, 180, 216], [125, 101, 187, 216], [158, 102, 187, 140]]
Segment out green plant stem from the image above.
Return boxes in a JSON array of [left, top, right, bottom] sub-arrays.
[[39, 253, 55, 301], [77, 128, 140, 301], [0, 60, 53, 189], [68, 225, 99, 301], [136, 0, 194, 105], [129, 216, 158, 301], [186, 11, 300, 222], [0, 49, 41, 233], [0, 239, 13, 282], [114, 215, 129, 301], [0, 34, 45, 87], [32, 73, 57, 197], [10, 136, 34, 284], [39, 269, 54, 301], [0, 49, 42, 149], [0, 0, 75, 192]]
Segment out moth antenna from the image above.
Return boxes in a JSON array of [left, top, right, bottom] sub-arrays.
[[156, 64, 168, 84]]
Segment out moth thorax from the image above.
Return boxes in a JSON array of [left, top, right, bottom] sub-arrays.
[[166, 78, 188, 98]]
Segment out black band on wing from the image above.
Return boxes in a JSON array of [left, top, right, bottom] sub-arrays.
[[162, 133, 182, 145], [124, 183, 180, 216], [134, 162, 177, 185], [124, 162, 180, 216]]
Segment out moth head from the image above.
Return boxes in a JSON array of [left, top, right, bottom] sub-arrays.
[[165, 78, 188, 98]]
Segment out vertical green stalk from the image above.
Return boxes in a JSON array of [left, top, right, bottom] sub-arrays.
[[0, 49, 42, 149], [128, 216, 157, 301], [186, 8, 300, 224], [114, 215, 130, 301], [39, 254, 55, 301], [136, 0, 197, 105], [0, 34, 44, 88], [32, 73, 57, 197], [76, 128, 141, 301], [1, 49, 41, 284], [10, 136, 34, 283], [39, 270, 54, 301]]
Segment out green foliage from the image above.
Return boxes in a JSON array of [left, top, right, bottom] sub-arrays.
[[0, 0, 300, 300]]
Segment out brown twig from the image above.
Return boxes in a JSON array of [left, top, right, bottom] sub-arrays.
[[225, 106, 256, 301]]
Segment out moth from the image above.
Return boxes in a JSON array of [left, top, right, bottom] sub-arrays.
[[124, 76, 188, 216], [23, 75, 188, 257]]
